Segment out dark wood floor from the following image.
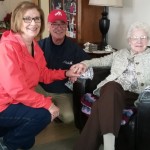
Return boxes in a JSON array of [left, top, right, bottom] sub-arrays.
[[33, 122, 79, 146], [32, 121, 103, 150]]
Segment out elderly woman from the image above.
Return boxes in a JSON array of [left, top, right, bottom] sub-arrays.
[[71, 21, 150, 150]]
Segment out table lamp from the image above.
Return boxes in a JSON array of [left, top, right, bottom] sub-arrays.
[[89, 0, 123, 50]]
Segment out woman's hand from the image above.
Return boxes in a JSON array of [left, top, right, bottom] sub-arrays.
[[48, 103, 59, 121], [65, 63, 88, 83], [70, 63, 87, 74], [65, 68, 81, 78]]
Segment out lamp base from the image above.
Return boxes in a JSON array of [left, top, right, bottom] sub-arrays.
[[98, 42, 107, 50], [99, 6, 110, 51]]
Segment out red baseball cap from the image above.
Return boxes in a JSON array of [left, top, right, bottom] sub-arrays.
[[48, 9, 67, 23]]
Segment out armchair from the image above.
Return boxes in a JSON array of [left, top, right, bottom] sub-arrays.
[[73, 67, 150, 150]]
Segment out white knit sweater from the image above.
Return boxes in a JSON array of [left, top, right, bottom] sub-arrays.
[[82, 48, 150, 96]]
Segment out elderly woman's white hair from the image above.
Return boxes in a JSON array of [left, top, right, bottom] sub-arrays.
[[127, 21, 150, 40]]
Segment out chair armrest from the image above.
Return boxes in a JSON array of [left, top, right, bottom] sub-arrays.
[[136, 103, 150, 149], [73, 67, 110, 130], [74, 67, 110, 94], [85, 67, 110, 93]]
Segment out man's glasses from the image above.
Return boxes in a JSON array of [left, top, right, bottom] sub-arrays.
[[130, 35, 148, 42], [50, 23, 67, 29], [22, 16, 41, 23]]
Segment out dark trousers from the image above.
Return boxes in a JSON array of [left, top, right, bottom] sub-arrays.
[[0, 104, 51, 150], [74, 81, 139, 150]]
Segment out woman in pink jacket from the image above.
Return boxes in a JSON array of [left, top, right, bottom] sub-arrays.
[[0, 1, 79, 150]]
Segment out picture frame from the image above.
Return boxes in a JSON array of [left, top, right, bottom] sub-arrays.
[[49, 0, 63, 11]]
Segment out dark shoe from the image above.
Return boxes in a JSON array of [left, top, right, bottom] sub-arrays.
[[0, 138, 9, 150]]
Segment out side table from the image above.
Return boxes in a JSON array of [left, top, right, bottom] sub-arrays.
[[85, 50, 114, 58]]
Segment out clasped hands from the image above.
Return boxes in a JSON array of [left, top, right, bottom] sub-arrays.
[[69, 63, 88, 82]]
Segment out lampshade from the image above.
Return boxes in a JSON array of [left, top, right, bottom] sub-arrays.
[[89, 0, 123, 7]]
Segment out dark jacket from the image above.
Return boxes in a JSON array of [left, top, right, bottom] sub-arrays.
[[38, 35, 90, 93]]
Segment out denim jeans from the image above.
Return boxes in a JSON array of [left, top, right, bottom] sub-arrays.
[[0, 104, 51, 150]]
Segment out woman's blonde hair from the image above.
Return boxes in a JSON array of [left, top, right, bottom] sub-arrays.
[[11, 1, 45, 36]]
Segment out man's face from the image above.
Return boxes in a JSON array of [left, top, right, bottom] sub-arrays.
[[48, 20, 67, 40]]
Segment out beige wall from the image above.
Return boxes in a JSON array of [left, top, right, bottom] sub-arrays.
[[40, 0, 49, 38], [0, 0, 30, 20], [109, 0, 150, 49]]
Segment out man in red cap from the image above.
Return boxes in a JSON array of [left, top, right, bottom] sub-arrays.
[[37, 9, 90, 124]]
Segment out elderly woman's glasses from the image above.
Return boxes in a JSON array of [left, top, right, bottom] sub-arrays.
[[22, 16, 41, 23], [130, 36, 148, 42]]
